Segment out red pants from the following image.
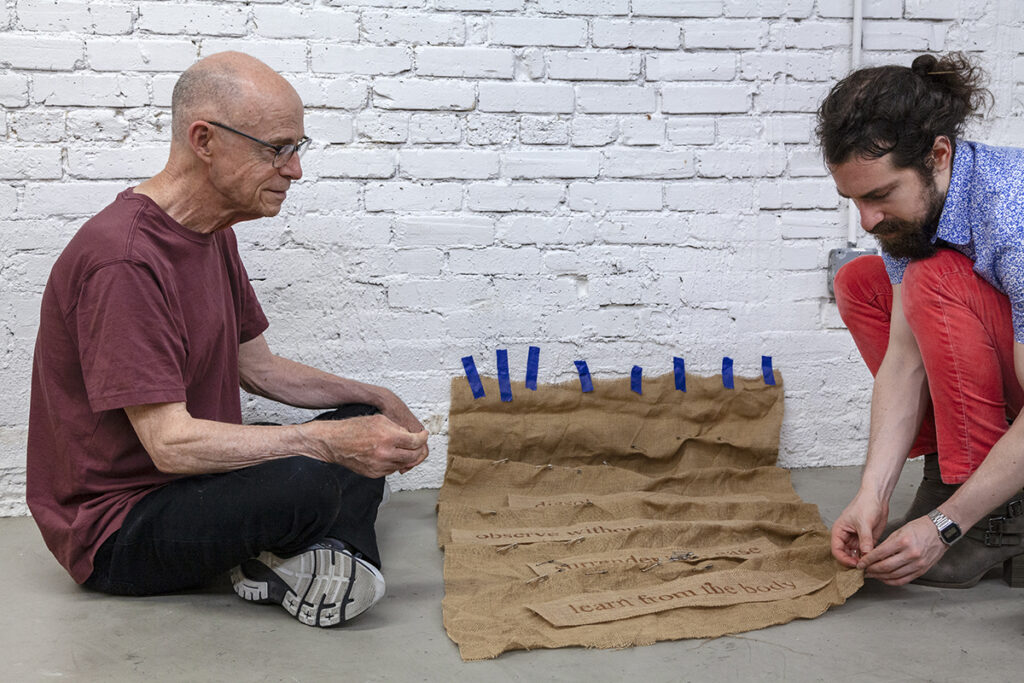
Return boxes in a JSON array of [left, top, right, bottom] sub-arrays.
[[834, 250, 1023, 484]]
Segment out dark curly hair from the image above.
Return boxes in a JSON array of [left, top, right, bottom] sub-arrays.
[[816, 53, 992, 173]]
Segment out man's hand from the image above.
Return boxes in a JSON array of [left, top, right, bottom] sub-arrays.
[[374, 388, 427, 435], [856, 516, 948, 585], [301, 414, 428, 479], [830, 492, 889, 568], [371, 389, 429, 472]]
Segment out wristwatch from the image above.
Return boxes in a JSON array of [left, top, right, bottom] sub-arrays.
[[927, 509, 963, 546]]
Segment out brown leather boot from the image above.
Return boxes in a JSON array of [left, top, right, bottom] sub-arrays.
[[913, 492, 1024, 588]]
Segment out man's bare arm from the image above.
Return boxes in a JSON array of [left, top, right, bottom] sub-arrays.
[[831, 284, 932, 565], [238, 334, 425, 434], [125, 402, 428, 479], [859, 287, 931, 504]]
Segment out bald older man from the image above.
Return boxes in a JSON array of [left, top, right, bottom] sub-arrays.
[[27, 52, 429, 627]]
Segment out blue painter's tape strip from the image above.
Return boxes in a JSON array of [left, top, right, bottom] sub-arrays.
[[631, 365, 642, 394], [574, 360, 594, 393], [497, 349, 513, 402], [462, 355, 485, 399], [722, 357, 734, 389], [526, 345, 540, 391], [762, 355, 776, 386], [674, 357, 686, 392]]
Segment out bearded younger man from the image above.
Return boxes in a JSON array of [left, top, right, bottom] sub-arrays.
[[819, 53, 1024, 588], [28, 52, 429, 626]]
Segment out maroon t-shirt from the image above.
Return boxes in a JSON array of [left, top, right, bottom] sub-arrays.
[[27, 188, 269, 583]]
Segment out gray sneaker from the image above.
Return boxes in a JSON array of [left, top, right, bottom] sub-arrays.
[[230, 542, 385, 627]]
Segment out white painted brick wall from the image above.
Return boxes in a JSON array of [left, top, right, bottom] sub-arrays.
[[546, 52, 641, 80], [478, 82, 575, 112], [576, 85, 656, 113], [647, 53, 737, 81], [504, 150, 599, 178], [137, 3, 248, 36], [662, 84, 751, 113], [401, 149, 499, 178], [491, 16, 588, 46], [415, 46, 515, 78], [593, 19, 681, 48], [2, 0, 1023, 515], [684, 20, 766, 49], [313, 45, 413, 75], [362, 11, 466, 44], [373, 78, 476, 110], [632, 0, 724, 18], [252, 6, 360, 41]]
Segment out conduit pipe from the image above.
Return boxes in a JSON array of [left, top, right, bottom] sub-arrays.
[[847, 0, 863, 246]]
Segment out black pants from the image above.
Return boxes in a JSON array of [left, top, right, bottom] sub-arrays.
[[85, 405, 385, 596]]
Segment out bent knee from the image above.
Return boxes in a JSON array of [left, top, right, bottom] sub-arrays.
[[903, 249, 973, 293], [833, 254, 888, 318], [901, 250, 976, 322], [258, 457, 344, 510]]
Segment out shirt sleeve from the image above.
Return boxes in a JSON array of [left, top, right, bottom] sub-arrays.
[[994, 246, 1024, 344], [76, 261, 188, 412], [880, 251, 909, 285], [222, 228, 269, 344], [237, 264, 269, 344]]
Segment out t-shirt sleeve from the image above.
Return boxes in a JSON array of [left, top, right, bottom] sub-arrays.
[[76, 261, 189, 412], [223, 229, 268, 344], [237, 263, 269, 344]]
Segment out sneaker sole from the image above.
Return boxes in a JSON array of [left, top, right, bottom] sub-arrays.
[[231, 548, 385, 627]]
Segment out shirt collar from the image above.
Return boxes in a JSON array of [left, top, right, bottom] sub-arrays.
[[933, 139, 974, 246]]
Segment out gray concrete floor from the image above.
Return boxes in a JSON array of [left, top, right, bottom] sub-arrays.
[[3, 460, 1021, 682]]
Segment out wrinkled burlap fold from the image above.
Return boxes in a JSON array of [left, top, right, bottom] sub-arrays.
[[439, 456, 800, 506], [439, 370, 861, 661]]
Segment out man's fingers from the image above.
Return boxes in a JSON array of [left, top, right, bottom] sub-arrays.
[[857, 533, 908, 571], [383, 438, 428, 473], [830, 531, 860, 567], [410, 443, 429, 467], [865, 565, 917, 583], [318, 416, 429, 476], [394, 428, 429, 451], [371, 415, 427, 449], [855, 521, 877, 556], [833, 550, 860, 568], [862, 532, 901, 562], [864, 558, 922, 584], [858, 518, 945, 582], [861, 552, 902, 575]]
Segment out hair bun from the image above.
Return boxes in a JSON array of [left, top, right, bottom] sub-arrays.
[[911, 54, 938, 76]]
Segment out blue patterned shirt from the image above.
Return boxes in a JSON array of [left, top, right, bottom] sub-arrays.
[[882, 140, 1024, 342]]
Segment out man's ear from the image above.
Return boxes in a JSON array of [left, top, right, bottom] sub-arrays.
[[188, 121, 215, 166], [930, 135, 953, 174]]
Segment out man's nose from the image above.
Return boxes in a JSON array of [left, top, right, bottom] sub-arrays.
[[280, 151, 303, 180], [857, 204, 883, 233]]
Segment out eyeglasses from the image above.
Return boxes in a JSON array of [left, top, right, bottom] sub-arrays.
[[207, 121, 311, 169]]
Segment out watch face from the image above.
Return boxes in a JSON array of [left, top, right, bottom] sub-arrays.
[[940, 524, 961, 543]]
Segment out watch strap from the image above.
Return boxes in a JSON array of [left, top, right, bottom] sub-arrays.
[[927, 509, 962, 546]]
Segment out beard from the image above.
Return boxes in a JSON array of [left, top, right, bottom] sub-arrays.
[[872, 176, 946, 260]]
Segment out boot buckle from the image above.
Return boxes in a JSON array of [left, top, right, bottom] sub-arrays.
[[1007, 499, 1023, 519], [984, 529, 1004, 547], [984, 515, 1024, 547]]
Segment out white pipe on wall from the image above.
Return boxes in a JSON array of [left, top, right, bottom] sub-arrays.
[[847, 0, 864, 246]]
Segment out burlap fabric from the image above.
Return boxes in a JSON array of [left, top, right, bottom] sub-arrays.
[[439, 371, 862, 661]]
